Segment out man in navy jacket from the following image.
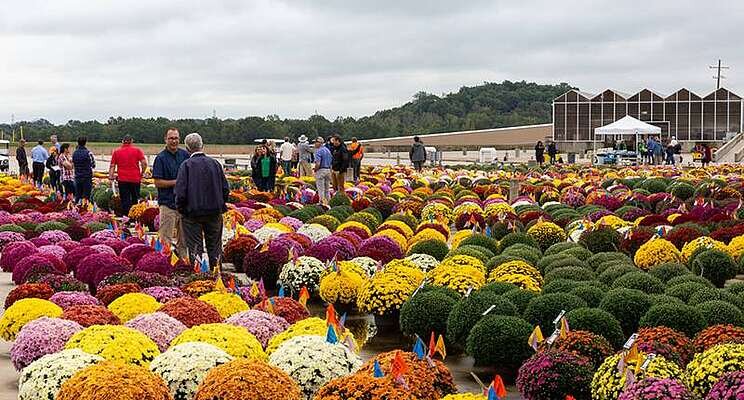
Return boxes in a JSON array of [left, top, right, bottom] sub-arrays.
[[174, 133, 229, 267]]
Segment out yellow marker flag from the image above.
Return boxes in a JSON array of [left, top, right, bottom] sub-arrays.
[[559, 317, 570, 339], [249, 282, 259, 297], [214, 275, 227, 293], [170, 252, 179, 266], [528, 325, 544, 351], [624, 342, 640, 364], [435, 334, 447, 360]]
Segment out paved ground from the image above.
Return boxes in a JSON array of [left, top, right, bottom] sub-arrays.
[[0, 274, 18, 400]]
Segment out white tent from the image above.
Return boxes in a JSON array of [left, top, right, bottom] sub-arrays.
[[593, 116, 662, 164]]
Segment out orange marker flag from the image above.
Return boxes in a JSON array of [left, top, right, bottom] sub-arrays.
[[559, 317, 570, 340], [491, 375, 507, 399], [326, 304, 339, 328], [298, 286, 310, 307], [435, 334, 447, 360], [428, 332, 436, 358], [390, 351, 409, 379], [228, 276, 236, 292]]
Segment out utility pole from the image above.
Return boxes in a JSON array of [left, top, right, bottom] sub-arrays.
[[709, 59, 729, 89]]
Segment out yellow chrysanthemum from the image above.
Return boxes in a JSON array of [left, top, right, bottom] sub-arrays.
[[0, 298, 63, 340], [634, 238, 682, 270], [451, 230, 473, 249], [377, 220, 414, 239], [681, 236, 728, 262], [728, 235, 744, 261], [336, 221, 372, 237], [428, 263, 485, 294], [107, 293, 161, 323], [198, 292, 250, 318], [171, 323, 266, 360], [408, 228, 448, 248]]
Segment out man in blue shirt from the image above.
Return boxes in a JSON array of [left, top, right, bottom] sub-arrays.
[[313, 137, 333, 205], [30, 140, 49, 188], [152, 128, 190, 257]]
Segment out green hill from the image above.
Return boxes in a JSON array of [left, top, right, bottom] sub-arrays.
[[1, 80, 573, 144]]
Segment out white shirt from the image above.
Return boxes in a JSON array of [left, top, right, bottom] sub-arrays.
[[279, 142, 295, 161]]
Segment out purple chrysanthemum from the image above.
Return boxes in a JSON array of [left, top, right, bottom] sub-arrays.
[[125, 312, 187, 352], [225, 310, 289, 348], [10, 317, 83, 370], [49, 291, 102, 309], [618, 377, 694, 400], [142, 286, 187, 303]]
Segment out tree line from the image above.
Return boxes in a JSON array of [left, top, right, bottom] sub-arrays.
[[0, 81, 573, 144]]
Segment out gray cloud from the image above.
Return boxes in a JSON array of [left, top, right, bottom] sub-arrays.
[[1, 0, 743, 123]]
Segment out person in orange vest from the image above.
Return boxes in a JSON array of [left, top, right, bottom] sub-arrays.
[[348, 137, 364, 183]]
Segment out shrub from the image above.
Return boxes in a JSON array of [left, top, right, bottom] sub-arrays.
[[465, 315, 533, 374], [459, 234, 500, 255], [539, 255, 589, 274], [580, 227, 621, 253], [598, 265, 638, 286], [611, 272, 665, 294], [498, 232, 538, 252], [523, 293, 587, 333], [559, 246, 593, 261], [670, 182, 695, 200], [502, 288, 537, 314], [595, 259, 635, 276], [544, 266, 595, 284], [687, 287, 744, 309], [544, 242, 581, 256], [599, 289, 652, 336], [695, 301, 744, 326], [501, 244, 542, 266], [648, 262, 691, 283], [446, 291, 516, 346], [587, 252, 632, 271], [664, 282, 711, 302], [400, 291, 458, 341], [649, 294, 685, 305], [690, 249, 738, 287], [666, 274, 714, 287], [541, 279, 581, 294], [565, 307, 624, 348], [407, 239, 449, 261], [478, 282, 518, 295], [639, 303, 707, 337], [569, 286, 606, 307], [727, 282, 744, 296]]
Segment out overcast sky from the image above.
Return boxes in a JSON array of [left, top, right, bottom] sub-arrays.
[[2, 0, 743, 124]]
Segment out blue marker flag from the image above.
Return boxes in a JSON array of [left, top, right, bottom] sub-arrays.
[[413, 337, 426, 360], [278, 285, 285, 298], [154, 239, 163, 252], [488, 386, 499, 400], [485, 226, 492, 238], [326, 324, 338, 344], [373, 360, 384, 378], [200, 258, 210, 274], [120, 232, 127, 241], [107, 223, 113, 231]]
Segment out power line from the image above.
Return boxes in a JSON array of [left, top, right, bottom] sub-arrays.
[[709, 59, 730, 89]]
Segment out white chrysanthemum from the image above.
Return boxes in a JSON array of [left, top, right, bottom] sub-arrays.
[[350, 256, 378, 277], [297, 223, 331, 243], [149, 342, 234, 400], [268, 335, 362, 399], [279, 256, 326, 294], [18, 349, 103, 400], [252, 226, 286, 243], [405, 253, 440, 272]]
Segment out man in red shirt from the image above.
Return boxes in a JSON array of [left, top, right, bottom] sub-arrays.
[[109, 135, 148, 216]]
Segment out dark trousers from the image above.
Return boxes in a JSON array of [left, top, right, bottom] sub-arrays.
[[32, 162, 45, 186], [350, 158, 361, 181], [182, 214, 223, 267], [413, 160, 424, 172], [62, 180, 76, 198], [75, 177, 93, 203], [282, 160, 292, 176], [48, 170, 60, 193], [19, 164, 29, 178], [118, 181, 140, 216]]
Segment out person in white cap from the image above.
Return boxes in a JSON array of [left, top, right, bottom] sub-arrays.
[[297, 135, 314, 177]]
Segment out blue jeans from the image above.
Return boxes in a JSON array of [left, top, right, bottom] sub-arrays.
[[282, 160, 292, 176]]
